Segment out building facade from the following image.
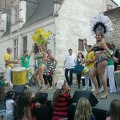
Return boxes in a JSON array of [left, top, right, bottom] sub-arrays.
[[0, 0, 118, 81]]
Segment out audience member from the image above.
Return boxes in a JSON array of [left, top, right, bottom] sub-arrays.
[[106, 99, 120, 120], [16, 93, 32, 120], [3, 91, 16, 120], [74, 97, 96, 120], [52, 80, 71, 120]]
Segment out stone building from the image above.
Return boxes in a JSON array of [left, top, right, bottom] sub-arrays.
[[104, 7, 120, 49], [0, 0, 118, 80]]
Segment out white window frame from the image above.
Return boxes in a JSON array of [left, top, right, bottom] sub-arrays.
[[14, 5, 19, 24], [14, 39, 18, 59]]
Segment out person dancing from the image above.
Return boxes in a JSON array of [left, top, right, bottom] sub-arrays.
[[86, 13, 118, 99], [35, 45, 47, 91], [32, 28, 51, 91]]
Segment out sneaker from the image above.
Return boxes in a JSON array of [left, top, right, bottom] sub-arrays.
[[26, 85, 30, 88], [109, 91, 116, 93], [82, 87, 89, 90], [91, 87, 95, 92]]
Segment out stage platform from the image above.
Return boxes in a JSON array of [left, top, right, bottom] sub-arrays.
[[0, 85, 120, 120]]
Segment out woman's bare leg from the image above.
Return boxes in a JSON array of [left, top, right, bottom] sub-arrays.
[[38, 65, 45, 91], [90, 67, 99, 95], [97, 60, 108, 98]]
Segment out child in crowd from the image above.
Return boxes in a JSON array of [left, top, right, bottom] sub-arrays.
[[106, 99, 120, 120], [16, 93, 32, 120], [74, 97, 96, 120], [3, 91, 16, 120], [52, 80, 71, 120]]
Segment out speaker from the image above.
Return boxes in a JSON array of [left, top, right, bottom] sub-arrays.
[[72, 90, 98, 107], [14, 86, 26, 94]]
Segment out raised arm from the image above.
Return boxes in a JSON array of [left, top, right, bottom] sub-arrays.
[[29, 44, 34, 57]]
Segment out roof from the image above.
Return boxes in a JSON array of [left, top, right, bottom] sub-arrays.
[[22, 0, 55, 28]]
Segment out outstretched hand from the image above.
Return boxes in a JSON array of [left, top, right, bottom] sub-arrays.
[[83, 38, 87, 45]]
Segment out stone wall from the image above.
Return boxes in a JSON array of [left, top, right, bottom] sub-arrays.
[[104, 7, 120, 49]]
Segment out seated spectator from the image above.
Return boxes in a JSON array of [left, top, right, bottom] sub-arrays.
[[35, 92, 51, 120], [106, 99, 120, 120], [74, 97, 96, 120], [3, 90, 16, 120], [16, 93, 32, 120], [52, 80, 71, 120]]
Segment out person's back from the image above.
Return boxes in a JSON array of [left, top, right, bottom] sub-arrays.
[[74, 97, 96, 120], [106, 99, 120, 120], [52, 80, 71, 120], [35, 104, 50, 120]]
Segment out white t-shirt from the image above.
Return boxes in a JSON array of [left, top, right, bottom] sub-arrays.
[[65, 54, 76, 69], [6, 99, 14, 114]]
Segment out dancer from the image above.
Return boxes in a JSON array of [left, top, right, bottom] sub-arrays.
[[88, 13, 118, 99], [32, 28, 51, 91], [35, 45, 47, 91], [64, 49, 76, 87], [45, 49, 57, 90], [73, 52, 84, 89], [82, 44, 95, 91]]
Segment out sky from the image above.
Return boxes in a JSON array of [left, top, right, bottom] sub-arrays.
[[113, 0, 120, 6]]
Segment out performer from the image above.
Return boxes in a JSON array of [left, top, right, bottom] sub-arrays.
[[35, 45, 47, 91], [4, 47, 18, 87], [21, 45, 34, 69], [87, 13, 118, 99], [64, 49, 76, 87], [32, 28, 51, 91], [45, 49, 57, 90], [73, 52, 84, 89], [82, 44, 95, 92]]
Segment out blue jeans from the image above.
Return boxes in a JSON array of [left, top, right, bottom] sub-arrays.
[[65, 68, 73, 86]]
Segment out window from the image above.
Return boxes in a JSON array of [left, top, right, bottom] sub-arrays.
[[14, 39, 18, 59], [23, 36, 27, 52], [107, 4, 112, 10], [14, 6, 19, 24], [78, 39, 84, 51]]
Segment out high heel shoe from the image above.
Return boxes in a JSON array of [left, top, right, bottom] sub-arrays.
[[94, 91, 100, 97], [40, 87, 46, 92], [99, 93, 108, 99]]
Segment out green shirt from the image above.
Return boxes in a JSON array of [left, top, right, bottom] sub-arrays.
[[0, 80, 5, 86], [21, 55, 30, 68], [107, 50, 114, 66]]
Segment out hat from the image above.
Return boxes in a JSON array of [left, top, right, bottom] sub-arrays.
[[90, 13, 113, 38], [32, 28, 52, 46], [56, 80, 65, 89]]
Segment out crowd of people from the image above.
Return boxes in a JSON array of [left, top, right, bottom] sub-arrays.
[[1, 13, 120, 120], [1, 80, 120, 120]]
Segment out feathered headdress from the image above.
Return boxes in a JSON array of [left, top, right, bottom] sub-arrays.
[[32, 28, 52, 46], [90, 13, 113, 38]]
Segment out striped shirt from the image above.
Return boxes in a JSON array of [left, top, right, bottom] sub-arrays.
[[52, 92, 71, 120]]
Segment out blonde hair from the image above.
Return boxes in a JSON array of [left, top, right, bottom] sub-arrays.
[[74, 97, 93, 120], [23, 89, 32, 99]]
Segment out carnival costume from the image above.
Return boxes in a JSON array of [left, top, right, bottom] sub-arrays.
[[32, 28, 51, 66], [90, 13, 113, 67]]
